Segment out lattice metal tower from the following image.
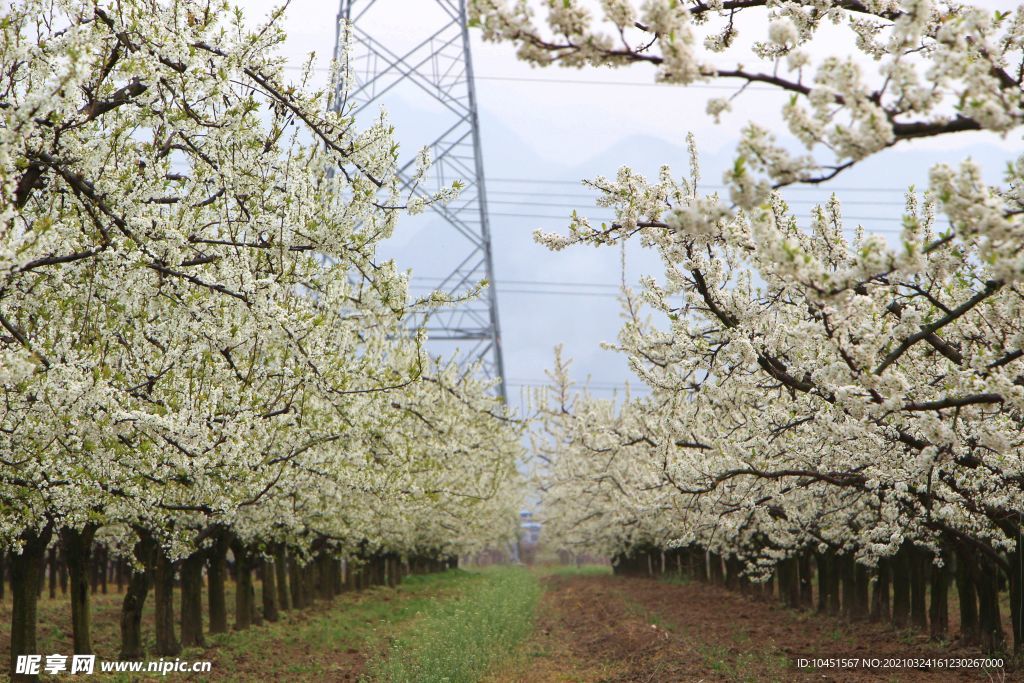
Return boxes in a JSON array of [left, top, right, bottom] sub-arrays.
[[333, 0, 506, 402]]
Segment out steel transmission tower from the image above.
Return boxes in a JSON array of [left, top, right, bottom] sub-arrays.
[[333, 0, 506, 402]]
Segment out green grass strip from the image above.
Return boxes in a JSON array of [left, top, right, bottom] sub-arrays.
[[367, 567, 541, 682], [90, 570, 473, 682]]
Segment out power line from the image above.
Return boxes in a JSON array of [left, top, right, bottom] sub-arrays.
[[488, 189, 909, 207], [411, 284, 624, 299], [486, 211, 910, 231], [510, 377, 637, 387], [416, 276, 620, 289], [410, 276, 638, 299], [489, 177, 911, 193], [281, 65, 778, 92], [506, 382, 650, 394], [473, 74, 773, 92], [486, 197, 908, 209]]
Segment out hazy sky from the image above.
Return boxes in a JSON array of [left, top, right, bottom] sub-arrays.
[[244, 0, 1023, 414]]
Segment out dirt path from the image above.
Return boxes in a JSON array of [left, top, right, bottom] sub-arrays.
[[494, 573, 1009, 683]]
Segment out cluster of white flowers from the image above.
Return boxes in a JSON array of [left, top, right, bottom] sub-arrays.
[[471, 0, 1024, 189]]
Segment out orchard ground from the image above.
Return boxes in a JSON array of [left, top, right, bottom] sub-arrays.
[[1, 566, 1014, 682]]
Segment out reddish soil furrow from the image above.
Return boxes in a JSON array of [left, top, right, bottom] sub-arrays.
[[515, 574, 1010, 682]]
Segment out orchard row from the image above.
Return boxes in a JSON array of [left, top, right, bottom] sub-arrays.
[[474, 0, 1024, 657], [1, 2, 523, 681]]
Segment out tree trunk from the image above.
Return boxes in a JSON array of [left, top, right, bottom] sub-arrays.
[[955, 547, 979, 646], [274, 545, 290, 611], [892, 545, 911, 629], [10, 524, 52, 683], [775, 560, 789, 607], [318, 553, 335, 601], [303, 561, 317, 601], [691, 547, 707, 582], [782, 557, 800, 608], [61, 525, 98, 654], [974, 556, 1005, 653], [331, 554, 343, 594], [47, 547, 57, 600], [57, 547, 67, 597], [1008, 531, 1022, 655], [119, 534, 155, 660], [345, 559, 358, 592], [260, 557, 279, 623], [387, 554, 399, 588], [98, 546, 108, 595], [334, 558, 345, 593], [1000, 522, 1022, 655], [725, 555, 740, 590], [798, 552, 813, 610], [839, 554, 855, 618], [762, 571, 775, 602], [289, 556, 305, 609], [850, 562, 869, 621], [708, 552, 724, 585], [370, 557, 382, 589], [207, 533, 229, 634], [152, 542, 180, 656], [929, 556, 949, 641], [871, 559, 890, 623], [815, 552, 830, 614], [824, 553, 839, 616], [233, 542, 254, 630], [179, 553, 205, 648], [909, 547, 928, 631]]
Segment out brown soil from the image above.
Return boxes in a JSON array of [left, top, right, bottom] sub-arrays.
[[496, 574, 1011, 683]]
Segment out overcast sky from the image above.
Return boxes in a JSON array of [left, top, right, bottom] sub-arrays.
[[245, 0, 1023, 414]]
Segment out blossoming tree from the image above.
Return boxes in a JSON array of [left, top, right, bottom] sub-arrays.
[[472, 0, 1024, 653], [1, 1, 522, 679]]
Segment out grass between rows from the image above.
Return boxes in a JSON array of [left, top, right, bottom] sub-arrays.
[[366, 566, 541, 682], [199, 570, 474, 682]]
